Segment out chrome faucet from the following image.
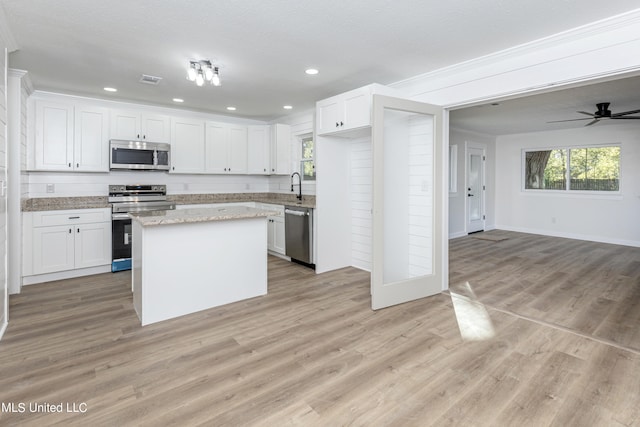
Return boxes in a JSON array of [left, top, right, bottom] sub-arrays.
[[290, 172, 302, 200]]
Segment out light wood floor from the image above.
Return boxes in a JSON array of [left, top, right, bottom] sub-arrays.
[[0, 234, 639, 426]]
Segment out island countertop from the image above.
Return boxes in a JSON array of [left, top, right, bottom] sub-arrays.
[[129, 206, 279, 226]]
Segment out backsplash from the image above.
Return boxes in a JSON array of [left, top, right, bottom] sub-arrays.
[[24, 171, 315, 198]]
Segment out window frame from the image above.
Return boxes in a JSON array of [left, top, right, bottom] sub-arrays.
[[521, 143, 621, 195], [300, 134, 315, 182]]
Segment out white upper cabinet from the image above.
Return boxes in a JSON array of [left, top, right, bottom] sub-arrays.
[[74, 106, 110, 171], [35, 101, 74, 171], [205, 122, 248, 174], [170, 118, 206, 174], [247, 125, 270, 175], [110, 109, 171, 142], [316, 84, 394, 136], [142, 114, 172, 142], [34, 100, 109, 172], [270, 123, 291, 175]]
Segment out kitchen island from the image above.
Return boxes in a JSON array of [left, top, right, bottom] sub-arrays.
[[130, 205, 277, 325]]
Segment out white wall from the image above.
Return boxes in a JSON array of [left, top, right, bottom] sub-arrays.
[[7, 70, 29, 295], [0, 41, 7, 336], [495, 123, 640, 246], [350, 137, 372, 271], [448, 128, 496, 238]]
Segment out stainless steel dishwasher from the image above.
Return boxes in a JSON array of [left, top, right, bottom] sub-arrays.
[[284, 206, 313, 266]]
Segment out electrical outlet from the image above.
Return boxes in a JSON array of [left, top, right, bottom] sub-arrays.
[[46, 183, 55, 193]]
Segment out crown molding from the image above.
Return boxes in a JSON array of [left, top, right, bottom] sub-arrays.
[[8, 68, 34, 94], [390, 8, 640, 90]]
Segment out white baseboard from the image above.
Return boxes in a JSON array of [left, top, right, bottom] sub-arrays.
[[449, 223, 496, 240], [0, 321, 7, 341], [23, 265, 112, 286], [495, 225, 640, 248], [449, 231, 467, 239]]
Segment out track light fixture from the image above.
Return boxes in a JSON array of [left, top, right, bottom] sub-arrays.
[[187, 60, 221, 87]]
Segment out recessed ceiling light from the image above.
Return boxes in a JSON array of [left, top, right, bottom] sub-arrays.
[[226, 106, 236, 111], [283, 105, 293, 110], [103, 87, 117, 92], [305, 68, 319, 75], [173, 98, 184, 103]]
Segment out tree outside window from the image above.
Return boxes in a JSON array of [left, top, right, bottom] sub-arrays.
[[524, 145, 619, 191], [301, 136, 315, 181]]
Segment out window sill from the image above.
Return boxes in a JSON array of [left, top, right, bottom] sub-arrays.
[[521, 189, 623, 200]]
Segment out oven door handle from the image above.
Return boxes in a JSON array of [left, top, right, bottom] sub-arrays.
[[112, 213, 131, 220]]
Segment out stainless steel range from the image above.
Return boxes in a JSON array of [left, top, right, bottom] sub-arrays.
[[109, 184, 175, 272]]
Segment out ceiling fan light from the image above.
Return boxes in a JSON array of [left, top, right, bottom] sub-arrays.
[[211, 67, 221, 86], [195, 70, 205, 86], [187, 63, 197, 81], [204, 64, 214, 81]]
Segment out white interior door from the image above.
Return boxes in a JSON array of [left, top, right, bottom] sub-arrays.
[[371, 95, 444, 310], [466, 146, 485, 233]]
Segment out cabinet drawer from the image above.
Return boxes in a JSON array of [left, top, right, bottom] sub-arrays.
[[32, 208, 111, 227]]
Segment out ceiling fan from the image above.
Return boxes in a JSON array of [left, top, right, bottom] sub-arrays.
[[548, 102, 640, 126]]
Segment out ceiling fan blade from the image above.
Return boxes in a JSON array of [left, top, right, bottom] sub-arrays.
[[585, 118, 600, 126], [547, 117, 594, 123], [611, 109, 640, 117], [610, 116, 640, 119], [577, 111, 596, 117]]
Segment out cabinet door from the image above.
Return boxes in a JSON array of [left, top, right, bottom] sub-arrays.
[[316, 97, 342, 135], [75, 222, 111, 269], [273, 216, 286, 255], [270, 124, 291, 175], [142, 114, 171, 142], [171, 118, 206, 173], [267, 218, 276, 251], [110, 109, 141, 140], [33, 225, 75, 274], [227, 125, 248, 174], [342, 87, 371, 131], [35, 101, 74, 171], [205, 122, 229, 173], [74, 107, 109, 172], [247, 125, 270, 175]]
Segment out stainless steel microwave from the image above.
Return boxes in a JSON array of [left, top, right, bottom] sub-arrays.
[[110, 140, 171, 171]]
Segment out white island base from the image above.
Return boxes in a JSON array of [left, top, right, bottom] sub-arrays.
[[132, 212, 268, 325]]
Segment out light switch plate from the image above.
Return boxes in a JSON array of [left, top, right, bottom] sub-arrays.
[[46, 183, 55, 193]]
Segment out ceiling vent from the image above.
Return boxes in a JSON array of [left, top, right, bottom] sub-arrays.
[[139, 74, 163, 85]]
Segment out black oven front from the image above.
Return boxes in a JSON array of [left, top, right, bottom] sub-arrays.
[[109, 185, 174, 272]]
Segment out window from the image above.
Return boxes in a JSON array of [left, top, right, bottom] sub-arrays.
[[300, 135, 315, 181], [524, 145, 620, 192]]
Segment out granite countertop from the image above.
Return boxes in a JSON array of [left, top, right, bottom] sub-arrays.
[[22, 193, 316, 212], [129, 206, 279, 226]]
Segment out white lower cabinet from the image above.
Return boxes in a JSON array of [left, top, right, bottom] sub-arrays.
[[28, 208, 111, 276], [259, 203, 286, 255], [269, 216, 286, 254], [32, 225, 75, 274]]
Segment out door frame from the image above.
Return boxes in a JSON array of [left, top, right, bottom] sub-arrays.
[[465, 141, 486, 234], [371, 94, 445, 310]]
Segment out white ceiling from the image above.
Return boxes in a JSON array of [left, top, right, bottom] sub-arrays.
[[3, 0, 640, 121], [450, 74, 640, 135]]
